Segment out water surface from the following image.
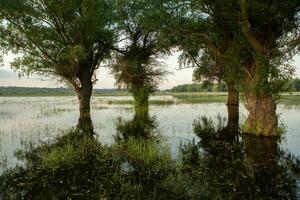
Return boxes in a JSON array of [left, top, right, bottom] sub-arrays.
[[0, 96, 299, 199]]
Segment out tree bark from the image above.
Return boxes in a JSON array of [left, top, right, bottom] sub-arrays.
[[133, 87, 150, 119], [76, 70, 94, 134], [242, 62, 279, 137], [243, 91, 278, 137]]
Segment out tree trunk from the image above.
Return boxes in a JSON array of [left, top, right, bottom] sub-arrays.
[[76, 72, 94, 134], [242, 62, 279, 137], [226, 82, 239, 131], [133, 87, 150, 119], [226, 83, 239, 127], [243, 91, 278, 136]]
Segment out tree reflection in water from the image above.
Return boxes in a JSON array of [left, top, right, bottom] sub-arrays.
[[115, 113, 158, 141], [0, 116, 299, 199], [182, 116, 300, 199]]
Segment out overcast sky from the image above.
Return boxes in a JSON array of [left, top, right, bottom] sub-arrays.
[[0, 52, 299, 89]]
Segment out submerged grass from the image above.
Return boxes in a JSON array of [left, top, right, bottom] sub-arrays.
[[37, 107, 74, 118], [279, 94, 300, 105], [107, 99, 175, 105], [1, 91, 299, 105], [171, 92, 300, 104]]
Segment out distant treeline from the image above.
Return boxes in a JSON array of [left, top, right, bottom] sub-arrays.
[[0, 87, 125, 96], [167, 83, 228, 93], [168, 79, 300, 93], [290, 78, 300, 92]]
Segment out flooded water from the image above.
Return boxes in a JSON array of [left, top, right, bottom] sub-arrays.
[[0, 96, 300, 199]]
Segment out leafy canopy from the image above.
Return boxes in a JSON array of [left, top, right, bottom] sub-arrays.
[[0, 0, 116, 88], [111, 0, 170, 94]]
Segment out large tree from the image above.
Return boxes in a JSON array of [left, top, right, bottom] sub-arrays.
[[236, 0, 299, 136], [0, 0, 116, 132], [155, 0, 299, 136]]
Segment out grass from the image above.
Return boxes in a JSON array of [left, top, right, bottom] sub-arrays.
[[37, 107, 74, 118], [171, 92, 300, 104], [94, 91, 130, 96], [1, 91, 299, 105], [278, 94, 300, 104], [107, 99, 175, 105], [114, 138, 173, 169], [171, 92, 228, 103]]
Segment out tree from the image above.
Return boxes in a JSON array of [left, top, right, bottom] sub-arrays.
[[0, 0, 116, 132], [155, 0, 299, 136], [180, 0, 241, 102], [292, 78, 300, 91], [151, 0, 243, 126], [188, 0, 299, 136], [236, 0, 299, 136], [111, 0, 169, 118]]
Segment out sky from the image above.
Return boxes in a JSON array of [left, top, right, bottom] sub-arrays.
[[0, 52, 299, 90]]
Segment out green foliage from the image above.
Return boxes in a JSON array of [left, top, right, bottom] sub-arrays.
[[236, 0, 299, 95], [168, 83, 227, 92], [0, 131, 120, 199], [115, 138, 172, 170], [155, 0, 299, 95], [153, 0, 244, 90], [111, 0, 170, 109], [0, 0, 116, 90], [0, 130, 182, 199], [290, 78, 300, 92]]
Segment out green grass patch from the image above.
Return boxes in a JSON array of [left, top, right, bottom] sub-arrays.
[[93, 92, 131, 96], [171, 92, 228, 103], [278, 95, 300, 105]]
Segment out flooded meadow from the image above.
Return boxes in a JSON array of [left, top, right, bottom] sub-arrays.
[[0, 95, 300, 199]]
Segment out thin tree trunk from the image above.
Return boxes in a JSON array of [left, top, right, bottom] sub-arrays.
[[226, 82, 239, 133]]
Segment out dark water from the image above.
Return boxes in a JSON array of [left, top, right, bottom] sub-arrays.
[[0, 97, 300, 199], [1, 114, 300, 199]]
